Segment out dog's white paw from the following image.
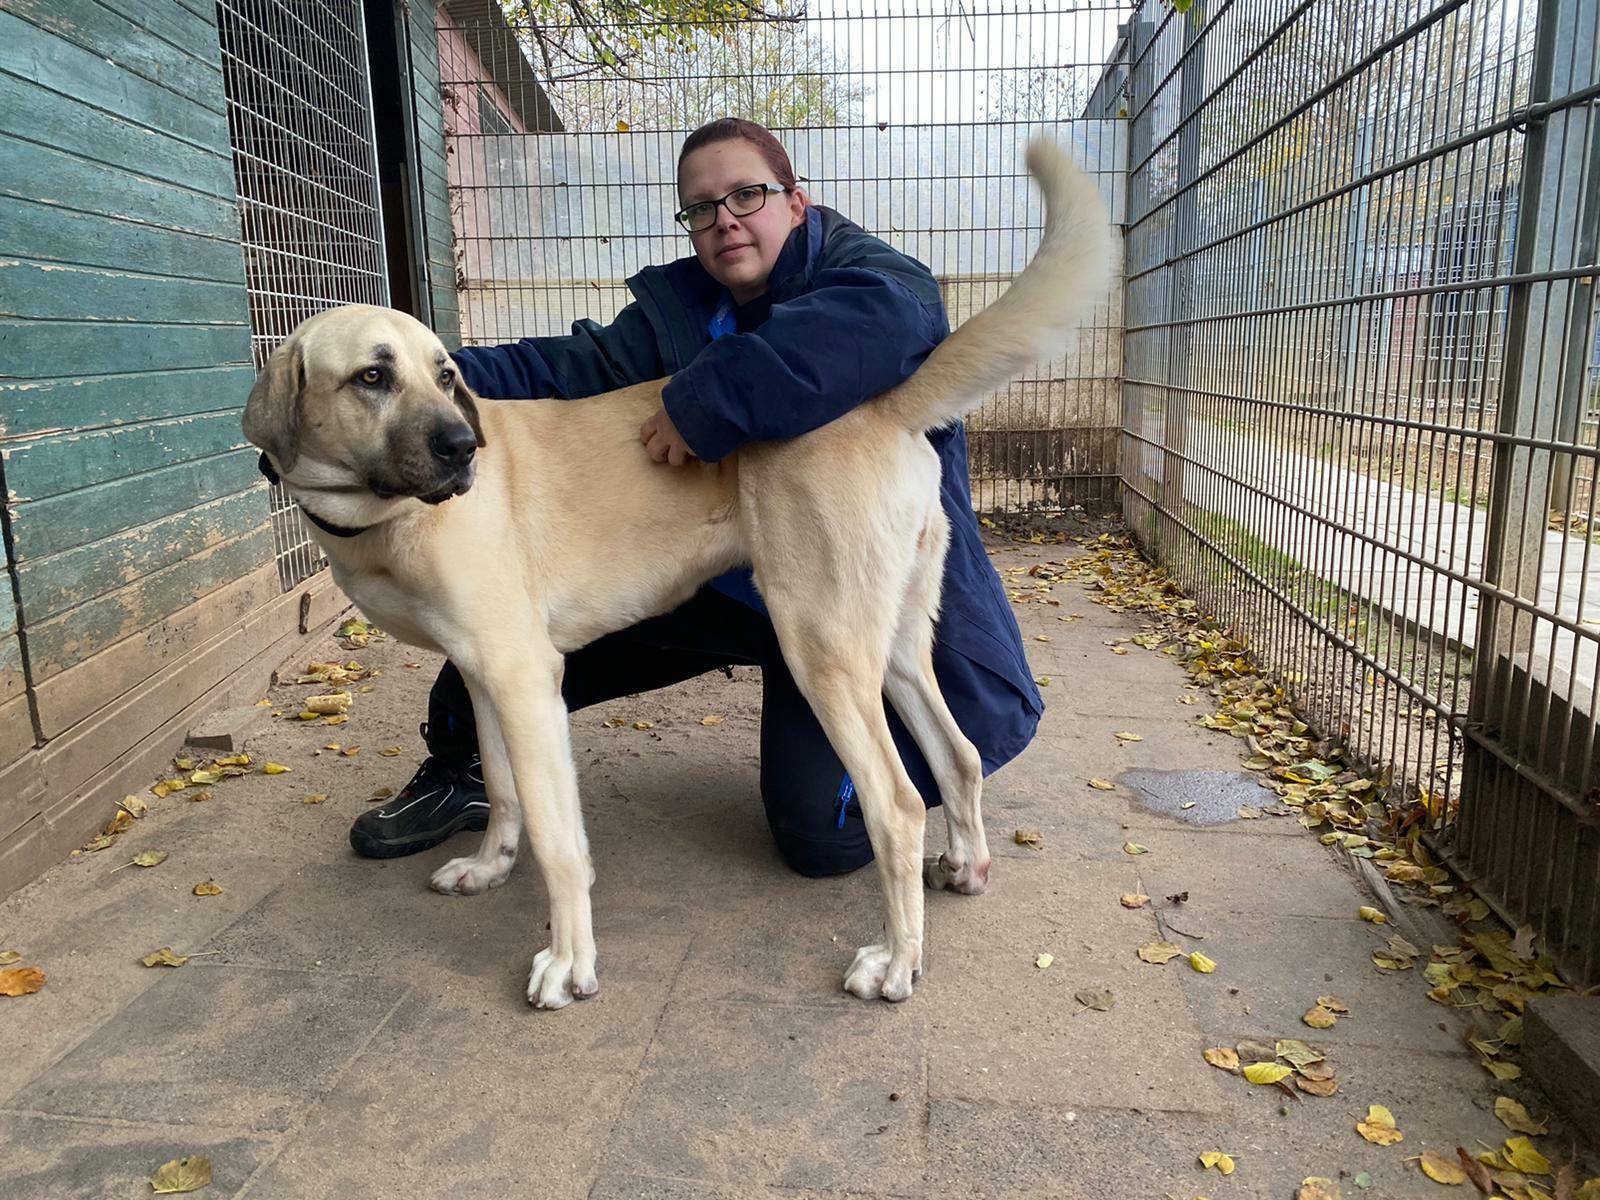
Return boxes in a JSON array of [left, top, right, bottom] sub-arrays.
[[924, 852, 990, 895], [429, 853, 513, 896], [527, 946, 599, 1009], [844, 942, 921, 1003]]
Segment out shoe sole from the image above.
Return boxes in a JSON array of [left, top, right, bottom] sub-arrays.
[[349, 808, 490, 860]]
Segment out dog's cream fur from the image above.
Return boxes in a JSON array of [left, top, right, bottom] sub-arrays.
[[242, 141, 1111, 1006]]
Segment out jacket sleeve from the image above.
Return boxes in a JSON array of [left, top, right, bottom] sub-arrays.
[[660, 265, 947, 463], [449, 302, 664, 401]]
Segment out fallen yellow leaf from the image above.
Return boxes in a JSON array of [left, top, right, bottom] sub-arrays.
[[193, 881, 222, 896], [1198, 1151, 1236, 1175], [1123, 842, 1150, 855], [302, 793, 328, 805], [1494, 1096, 1548, 1136], [699, 715, 725, 726], [141, 947, 189, 968], [1358, 905, 1388, 924], [1297, 1179, 1341, 1200], [1120, 892, 1150, 909], [1419, 1149, 1468, 1184], [132, 850, 168, 868], [1113, 730, 1143, 742], [1243, 1061, 1292, 1085], [1014, 828, 1043, 847], [1303, 1004, 1339, 1029], [1088, 778, 1116, 790], [0, 950, 18, 965], [378, 747, 403, 757], [1035, 953, 1054, 969], [1318, 995, 1350, 1014], [1203, 1047, 1240, 1072], [1189, 952, 1217, 974], [262, 763, 292, 774], [150, 1155, 213, 1194], [1502, 1136, 1550, 1176], [1357, 1103, 1404, 1146], [633, 721, 655, 730], [1138, 940, 1183, 964], [0, 966, 45, 996]]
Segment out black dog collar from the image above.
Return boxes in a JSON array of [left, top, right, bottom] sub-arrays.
[[257, 452, 374, 539]]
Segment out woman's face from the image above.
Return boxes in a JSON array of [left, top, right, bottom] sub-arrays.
[[678, 139, 806, 305]]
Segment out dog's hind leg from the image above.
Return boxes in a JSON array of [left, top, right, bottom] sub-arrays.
[[881, 516, 991, 895], [471, 642, 599, 1009], [429, 679, 524, 896], [765, 595, 927, 1002]]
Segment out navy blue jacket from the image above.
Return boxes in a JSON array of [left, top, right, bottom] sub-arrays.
[[453, 205, 1043, 773]]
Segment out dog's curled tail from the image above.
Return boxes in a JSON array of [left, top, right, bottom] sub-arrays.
[[873, 139, 1113, 434]]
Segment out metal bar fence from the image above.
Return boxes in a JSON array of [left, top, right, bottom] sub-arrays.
[[437, 0, 1128, 512], [1119, 0, 1600, 982], [215, 0, 391, 591]]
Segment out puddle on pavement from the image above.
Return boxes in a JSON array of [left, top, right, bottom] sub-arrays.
[[1121, 769, 1275, 826]]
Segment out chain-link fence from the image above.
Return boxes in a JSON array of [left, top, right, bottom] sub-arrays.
[[438, 0, 1126, 511], [1119, 0, 1600, 982]]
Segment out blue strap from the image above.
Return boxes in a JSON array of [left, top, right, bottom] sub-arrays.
[[835, 773, 856, 828]]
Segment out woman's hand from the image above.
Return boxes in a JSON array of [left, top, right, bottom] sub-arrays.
[[640, 406, 698, 466]]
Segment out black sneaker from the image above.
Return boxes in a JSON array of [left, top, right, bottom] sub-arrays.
[[349, 733, 488, 859]]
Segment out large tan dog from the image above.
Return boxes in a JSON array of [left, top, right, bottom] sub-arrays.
[[243, 141, 1110, 1007]]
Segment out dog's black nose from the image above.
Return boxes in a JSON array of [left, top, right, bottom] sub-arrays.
[[429, 423, 477, 467]]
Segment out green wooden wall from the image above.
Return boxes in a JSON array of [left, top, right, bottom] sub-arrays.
[[405, 0, 463, 349], [0, 1, 266, 748]]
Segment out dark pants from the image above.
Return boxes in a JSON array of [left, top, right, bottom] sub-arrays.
[[422, 588, 943, 877]]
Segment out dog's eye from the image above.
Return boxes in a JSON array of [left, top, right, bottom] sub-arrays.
[[358, 367, 383, 387], [439, 368, 456, 387]]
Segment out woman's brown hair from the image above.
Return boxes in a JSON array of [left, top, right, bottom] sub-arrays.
[[678, 118, 799, 191]]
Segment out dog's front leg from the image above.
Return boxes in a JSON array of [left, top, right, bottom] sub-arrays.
[[475, 649, 598, 1009], [429, 680, 524, 896]]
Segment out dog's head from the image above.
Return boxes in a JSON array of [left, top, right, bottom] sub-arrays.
[[242, 305, 486, 505]]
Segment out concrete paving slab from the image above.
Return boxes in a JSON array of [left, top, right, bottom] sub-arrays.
[[0, 1114, 273, 1200], [10, 967, 406, 1132], [601, 1000, 927, 1194]]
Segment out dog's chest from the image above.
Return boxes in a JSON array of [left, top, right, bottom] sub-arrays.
[[328, 561, 449, 655]]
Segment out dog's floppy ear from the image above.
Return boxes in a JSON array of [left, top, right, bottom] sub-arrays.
[[451, 371, 488, 448], [242, 338, 307, 473]]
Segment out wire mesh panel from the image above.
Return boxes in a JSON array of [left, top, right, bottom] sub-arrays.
[[436, 0, 1127, 511], [216, 0, 390, 590], [1119, 0, 1600, 980]]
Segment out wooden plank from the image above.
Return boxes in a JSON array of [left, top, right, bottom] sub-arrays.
[[0, 260, 249, 325], [2, 2, 226, 114], [1, 196, 246, 284], [3, 412, 249, 502], [0, 318, 251, 381], [0, 571, 352, 898], [0, 632, 25, 707], [8, 448, 260, 562], [0, 693, 34, 773], [13, 489, 267, 621], [26, 526, 273, 679], [0, 74, 234, 203], [33, 560, 281, 740], [0, 365, 255, 439], [0, 137, 243, 242]]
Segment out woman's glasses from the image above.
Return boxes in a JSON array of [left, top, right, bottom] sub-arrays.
[[674, 183, 788, 232]]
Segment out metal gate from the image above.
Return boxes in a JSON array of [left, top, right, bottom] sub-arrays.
[[436, 0, 1127, 511], [1118, 0, 1600, 982], [216, 0, 391, 590]]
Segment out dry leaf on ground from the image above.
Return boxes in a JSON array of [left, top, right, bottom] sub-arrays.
[[1138, 940, 1183, 964], [1357, 1103, 1404, 1146], [1120, 892, 1150, 908], [1494, 1097, 1548, 1136], [1298, 1177, 1342, 1199], [1189, 951, 1217, 973], [1304, 1004, 1339, 1029], [1318, 995, 1351, 1014], [1420, 1149, 1469, 1184], [1089, 778, 1116, 790], [1035, 953, 1054, 970], [1014, 828, 1043, 847], [1358, 906, 1388, 924], [141, 947, 189, 968], [1203, 1047, 1240, 1072], [262, 762, 292, 774], [1199, 1151, 1236, 1175], [1074, 987, 1115, 1011], [1243, 1061, 1291, 1085], [1113, 730, 1143, 742], [193, 881, 222, 896], [699, 715, 725, 726], [0, 966, 45, 996], [150, 1155, 213, 1194], [0, 950, 18, 965], [1123, 842, 1150, 855], [1503, 1137, 1551, 1176]]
